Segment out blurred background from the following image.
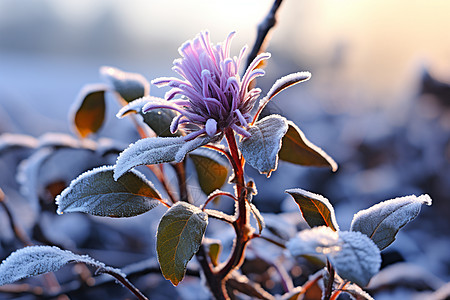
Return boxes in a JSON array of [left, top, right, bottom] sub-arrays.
[[0, 0, 449, 299]]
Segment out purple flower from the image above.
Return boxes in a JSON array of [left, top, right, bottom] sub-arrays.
[[143, 31, 270, 140]]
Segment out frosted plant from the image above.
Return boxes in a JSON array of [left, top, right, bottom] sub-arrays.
[[0, 9, 434, 300]]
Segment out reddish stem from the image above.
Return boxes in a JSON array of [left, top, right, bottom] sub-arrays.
[[202, 192, 237, 211], [217, 129, 251, 280]]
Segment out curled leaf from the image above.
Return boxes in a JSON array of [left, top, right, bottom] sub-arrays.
[[286, 188, 339, 231], [69, 84, 107, 138], [117, 97, 178, 137], [279, 122, 337, 171], [157, 202, 208, 286], [100, 66, 149, 102], [254, 72, 311, 123], [250, 203, 265, 234]]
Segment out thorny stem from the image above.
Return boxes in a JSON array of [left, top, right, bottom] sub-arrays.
[[98, 268, 148, 300]]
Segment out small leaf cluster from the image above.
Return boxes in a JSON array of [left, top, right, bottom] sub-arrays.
[[286, 189, 431, 296]]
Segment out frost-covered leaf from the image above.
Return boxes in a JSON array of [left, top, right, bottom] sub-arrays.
[[189, 148, 229, 196], [286, 188, 339, 231], [114, 135, 210, 180], [368, 263, 442, 293], [239, 115, 288, 177], [157, 202, 208, 286], [279, 122, 337, 171], [255, 72, 311, 122], [0, 133, 37, 154], [342, 283, 374, 300], [56, 166, 162, 217], [0, 246, 122, 285], [331, 231, 381, 287], [350, 194, 432, 250], [250, 203, 265, 234], [36, 132, 97, 150], [69, 84, 107, 138], [117, 97, 178, 137], [17, 138, 115, 215], [100, 66, 149, 102], [287, 226, 340, 258], [288, 227, 381, 287]]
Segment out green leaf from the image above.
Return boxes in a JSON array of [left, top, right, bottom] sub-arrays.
[[287, 227, 381, 287], [114, 135, 211, 180], [100, 66, 149, 102], [0, 246, 123, 285], [56, 165, 162, 217], [239, 115, 289, 177], [286, 188, 339, 231], [189, 148, 229, 196], [279, 121, 337, 171], [204, 239, 222, 267], [70, 84, 107, 138], [117, 98, 178, 137], [157, 202, 208, 286], [350, 194, 432, 250]]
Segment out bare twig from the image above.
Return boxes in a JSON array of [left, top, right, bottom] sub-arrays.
[[253, 234, 286, 249], [97, 268, 148, 300], [245, 0, 284, 71]]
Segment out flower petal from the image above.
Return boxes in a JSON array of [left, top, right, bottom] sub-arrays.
[[205, 119, 217, 137]]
